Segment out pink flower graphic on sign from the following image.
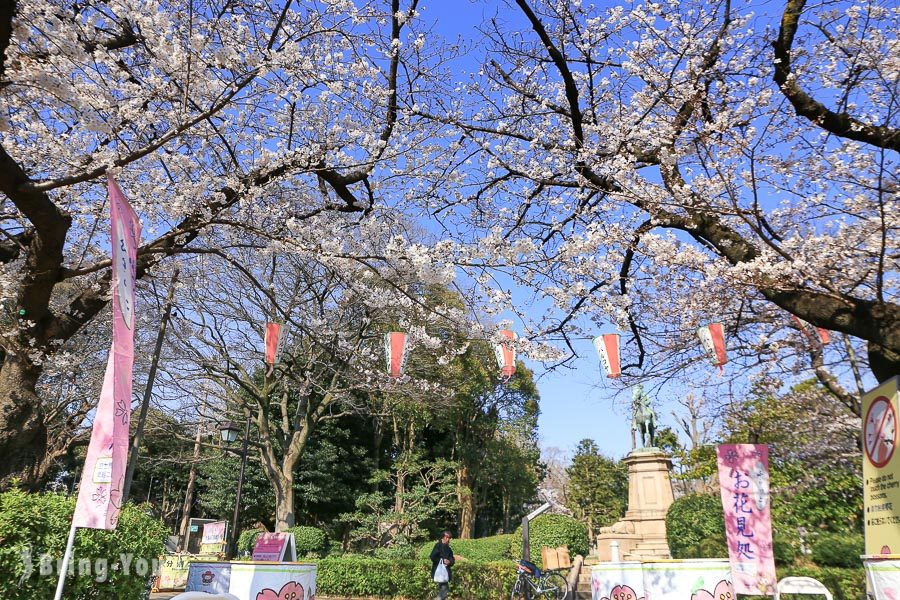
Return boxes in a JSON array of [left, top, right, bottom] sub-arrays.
[[256, 581, 305, 600], [691, 580, 734, 600], [600, 584, 644, 600]]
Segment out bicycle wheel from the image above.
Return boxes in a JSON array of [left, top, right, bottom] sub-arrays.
[[540, 572, 568, 600], [510, 575, 533, 600]]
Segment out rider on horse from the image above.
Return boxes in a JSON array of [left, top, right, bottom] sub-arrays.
[[631, 384, 657, 448]]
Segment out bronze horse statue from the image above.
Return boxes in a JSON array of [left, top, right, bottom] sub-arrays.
[[631, 384, 657, 448]]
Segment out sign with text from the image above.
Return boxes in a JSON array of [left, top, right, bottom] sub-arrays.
[[201, 521, 227, 545], [716, 444, 776, 595], [200, 520, 228, 554], [72, 175, 141, 530], [863, 377, 900, 555], [252, 532, 297, 562]]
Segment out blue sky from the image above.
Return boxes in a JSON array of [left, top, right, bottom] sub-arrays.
[[422, 0, 658, 461]]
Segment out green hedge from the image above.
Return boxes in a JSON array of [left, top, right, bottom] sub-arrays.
[[417, 534, 515, 562], [313, 555, 517, 600], [285, 525, 329, 558], [0, 489, 168, 600], [811, 532, 864, 568], [509, 514, 588, 567], [666, 493, 726, 559]]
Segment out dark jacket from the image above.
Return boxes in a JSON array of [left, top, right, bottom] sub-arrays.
[[430, 541, 455, 581]]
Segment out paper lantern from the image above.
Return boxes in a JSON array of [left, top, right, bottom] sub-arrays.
[[384, 332, 410, 378], [264, 322, 288, 373], [592, 334, 621, 378], [494, 330, 517, 379], [697, 323, 727, 368], [791, 315, 830, 345]]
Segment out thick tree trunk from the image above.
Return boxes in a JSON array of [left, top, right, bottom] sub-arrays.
[[274, 471, 295, 531], [0, 357, 47, 489], [458, 464, 474, 539]]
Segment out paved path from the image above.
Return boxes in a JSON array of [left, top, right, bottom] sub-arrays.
[[150, 593, 183, 599]]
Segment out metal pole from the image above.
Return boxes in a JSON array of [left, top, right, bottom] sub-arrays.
[[227, 413, 251, 560], [53, 522, 77, 600], [122, 267, 180, 503], [522, 517, 529, 560]]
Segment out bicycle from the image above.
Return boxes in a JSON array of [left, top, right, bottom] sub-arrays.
[[510, 559, 569, 600]]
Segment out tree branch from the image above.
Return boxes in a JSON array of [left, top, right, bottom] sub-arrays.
[[773, 0, 900, 151]]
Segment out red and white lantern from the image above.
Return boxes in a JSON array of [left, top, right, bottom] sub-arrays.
[[592, 334, 621, 378], [697, 323, 727, 368], [264, 322, 288, 374], [791, 315, 830, 345], [494, 329, 517, 379], [384, 332, 410, 378]]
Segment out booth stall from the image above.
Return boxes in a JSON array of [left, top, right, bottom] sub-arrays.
[[592, 559, 732, 600], [184, 532, 317, 600]]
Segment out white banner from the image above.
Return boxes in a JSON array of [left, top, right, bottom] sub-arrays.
[[591, 562, 645, 600]]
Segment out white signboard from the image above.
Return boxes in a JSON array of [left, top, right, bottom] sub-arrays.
[[591, 561, 645, 600], [641, 559, 732, 600], [229, 562, 316, 600], [186, 562, 231, 595]]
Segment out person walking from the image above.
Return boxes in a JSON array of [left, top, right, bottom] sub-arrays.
[[430, 530, 455, 600]]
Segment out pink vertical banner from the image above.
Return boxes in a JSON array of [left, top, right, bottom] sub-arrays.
[[716, 444, 776, 595], [73, 175, 141, 529]]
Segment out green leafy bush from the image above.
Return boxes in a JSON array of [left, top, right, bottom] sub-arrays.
[[237, 528, 264, 556], [285, 525, 329, 558], [509, 514, 588, 567], [693, 535, 728, 558], [374, 544, 419, 560], [0, 489, 168, 600], [313, 555, 517, 600], [772, 538, 796, 566], [666, 494, 725, 559], [811, 532, 864, 568], [418, 534, 515, 562]]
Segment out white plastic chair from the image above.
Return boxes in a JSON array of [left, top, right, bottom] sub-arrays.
[[170, 592, 240, 600], [774, 576, 834, 600]]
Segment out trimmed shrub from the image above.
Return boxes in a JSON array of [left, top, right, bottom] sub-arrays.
[[285, 525, 329, 558], [313, 555, 517, 600], [666, 494, 725, 559], [418, 534, 515, 562], [811, 532, 864, 568], [772, 538, 796, 566], [374, 544, 419, 560], [694, 535, 728, 558], [237, 528, 264, 556], [509, 514, 589, 567], [0, 488, 168, 600]]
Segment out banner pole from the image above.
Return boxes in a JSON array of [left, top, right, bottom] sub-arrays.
[[53, 521, 77, 600]]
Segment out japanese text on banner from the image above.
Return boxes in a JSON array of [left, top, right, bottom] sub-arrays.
[[716, 444, 776, 595]]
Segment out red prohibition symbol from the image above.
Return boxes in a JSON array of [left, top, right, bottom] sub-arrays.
[[865, 396, 897, 468]]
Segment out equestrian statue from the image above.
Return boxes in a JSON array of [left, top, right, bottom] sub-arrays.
[[631, 384, 657, 448]]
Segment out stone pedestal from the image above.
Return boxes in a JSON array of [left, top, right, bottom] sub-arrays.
[[596, 448, 674, 561]]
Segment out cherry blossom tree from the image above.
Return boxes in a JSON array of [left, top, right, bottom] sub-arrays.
[[0, 0, 445, 486], [427, 0, 897, 386], [166, 246, 477, 530]]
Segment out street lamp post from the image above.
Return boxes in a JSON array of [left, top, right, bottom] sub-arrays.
[[219, 415, 251, 560], [521, 502, 552, 560]]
